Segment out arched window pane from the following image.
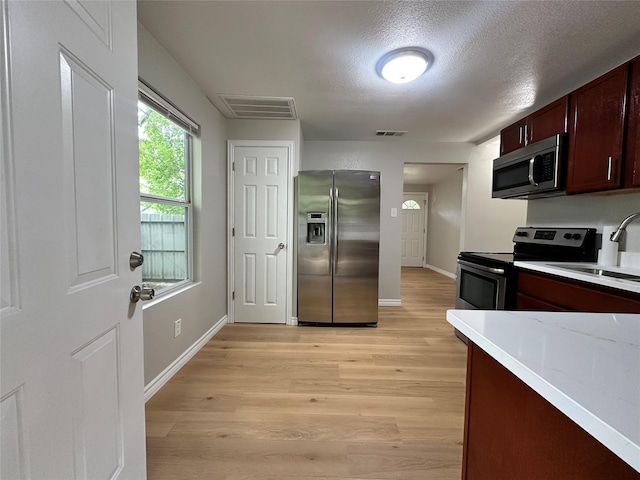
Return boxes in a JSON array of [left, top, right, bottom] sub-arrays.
[[402, 200, 421, 210]]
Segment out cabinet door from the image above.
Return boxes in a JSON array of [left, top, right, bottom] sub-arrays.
[[500, 118, 526, 155], [517, 270, 640, 313], [463, 343, 640, 480], [515, 293, 566, 311], [526, 96, 568, 144], [567, 63, 629, 194], [624, 56, 640, 188]]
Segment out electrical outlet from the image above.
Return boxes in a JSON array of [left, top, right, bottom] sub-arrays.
[[174, 318, 182, 338]]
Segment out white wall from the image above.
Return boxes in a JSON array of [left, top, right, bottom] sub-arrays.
[[403, 184, 431, 192], [427, 169, 463, 274], [461, 137, 528, 253], [138, 24, 228, 385], [303, 141, 475, 301], [526, 192, 640, 254], [228, 119, 302, 164]]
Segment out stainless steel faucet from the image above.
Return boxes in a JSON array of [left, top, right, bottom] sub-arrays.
[[610, 212, 640, 242]]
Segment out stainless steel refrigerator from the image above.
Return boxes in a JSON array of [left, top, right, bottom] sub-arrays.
[[297, 170, 380, 326]]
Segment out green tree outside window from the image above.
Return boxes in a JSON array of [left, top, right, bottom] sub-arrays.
[[138, 103, 187, 214]]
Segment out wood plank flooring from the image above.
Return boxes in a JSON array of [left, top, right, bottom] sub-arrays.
[[145, 268, 467, 479]]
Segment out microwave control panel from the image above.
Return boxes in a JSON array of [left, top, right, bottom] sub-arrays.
[[537, 152, 555, 182]]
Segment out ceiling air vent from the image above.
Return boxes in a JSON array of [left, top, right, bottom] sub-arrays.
[[376, 130, 407, 137], [218, 95, 297, 120]]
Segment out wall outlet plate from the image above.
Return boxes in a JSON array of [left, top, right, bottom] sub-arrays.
[[174, 319, 182, 338]]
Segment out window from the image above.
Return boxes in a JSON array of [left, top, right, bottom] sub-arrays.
[[138, 81, 199, 296], [402, 200, 421, 209]]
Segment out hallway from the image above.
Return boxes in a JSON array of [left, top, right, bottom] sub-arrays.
[[145, 268, 467, 479]]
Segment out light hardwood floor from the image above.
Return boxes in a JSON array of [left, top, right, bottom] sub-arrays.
[[145, 268, 468, 479]]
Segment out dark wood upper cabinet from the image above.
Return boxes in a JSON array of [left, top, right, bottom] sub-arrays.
[[566, 63, 629, 194], [500, 118, 526, 155], [527, 96, 569, 144], [624, 56, 640, 188], [499, 97, 568, 155]]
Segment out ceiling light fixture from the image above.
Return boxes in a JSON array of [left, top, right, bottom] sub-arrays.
[[376, 47, 434, 84]]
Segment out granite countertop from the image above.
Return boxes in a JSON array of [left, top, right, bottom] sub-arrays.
[[447, 309, 640, 472], [514, 260, 640, 294]]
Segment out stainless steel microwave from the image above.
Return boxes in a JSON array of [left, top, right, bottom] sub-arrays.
[[492, 134, 565, 199]]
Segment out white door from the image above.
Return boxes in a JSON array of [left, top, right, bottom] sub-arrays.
[[1, 1, 146, 479], [401, 193, 427, 267], [230, 143, 291, 324]]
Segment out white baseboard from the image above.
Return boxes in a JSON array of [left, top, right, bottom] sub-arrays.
[[144, 315, 228, 402], [425, 264, 457, 280], [289, 316, 298, 326], [379, 299, 402, 307]]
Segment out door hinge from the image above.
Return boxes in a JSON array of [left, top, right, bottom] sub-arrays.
[[232, 291, 235, 300], [232, 161, 235, 171], [232, 227, 235, 236]]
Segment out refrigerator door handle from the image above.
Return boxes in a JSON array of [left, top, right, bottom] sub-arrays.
[[334, 187, 339, 275], [329, 187, 334, 275]]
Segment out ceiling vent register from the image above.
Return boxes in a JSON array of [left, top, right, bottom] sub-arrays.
[[376, 130, 407, 137], [218, 95, 297, 120]]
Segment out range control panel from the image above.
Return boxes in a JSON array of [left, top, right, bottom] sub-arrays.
[[513, 227, 595, 247]]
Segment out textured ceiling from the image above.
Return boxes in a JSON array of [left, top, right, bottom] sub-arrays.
[[137, 1, 640, 144]]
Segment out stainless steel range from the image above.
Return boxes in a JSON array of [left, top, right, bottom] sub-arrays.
[[454, 226, 597, 341]]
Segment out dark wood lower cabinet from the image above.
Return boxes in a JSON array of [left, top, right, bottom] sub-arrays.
[[462, 342, 639, 480], [515, 292, 566, 311], [516, 270, 640, 313]]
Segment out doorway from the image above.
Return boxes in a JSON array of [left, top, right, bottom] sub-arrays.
[[227, 140, 296, 324], [401, 193, 428, 267]]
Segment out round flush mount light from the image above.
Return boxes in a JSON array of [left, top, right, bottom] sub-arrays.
[[376, 47, 434, 84]]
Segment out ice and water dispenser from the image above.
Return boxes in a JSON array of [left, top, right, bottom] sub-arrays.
[[306, 212, 326, 244]]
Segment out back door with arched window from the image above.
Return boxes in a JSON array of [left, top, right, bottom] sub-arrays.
[[401, 193, 427, 267]]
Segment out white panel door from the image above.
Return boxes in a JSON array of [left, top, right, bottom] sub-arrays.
[[1, 1, 146, 478], [232, 145, 289, 323], [401, 193, 427, 267]]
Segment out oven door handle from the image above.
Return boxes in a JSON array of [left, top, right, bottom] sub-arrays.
[[457, 259, 506, 275]]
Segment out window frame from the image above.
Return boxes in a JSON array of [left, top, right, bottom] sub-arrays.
[[138, 80, 198, 298], [402, 199, 421, 210]]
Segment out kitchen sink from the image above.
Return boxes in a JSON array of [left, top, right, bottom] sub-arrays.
[[549, 264, 640, 282]]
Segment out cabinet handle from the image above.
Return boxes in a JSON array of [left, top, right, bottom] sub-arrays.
[[518, 126, 523, 145], [607, 156, 613, 181], [524, 124, 528, 145]]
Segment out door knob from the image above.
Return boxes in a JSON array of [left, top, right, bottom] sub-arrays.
[[130, 285, 154, 303], [129, 251, 144, 269], [278, 243, 285, 249]]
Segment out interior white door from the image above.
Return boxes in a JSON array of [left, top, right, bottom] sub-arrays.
[[401, 193, 427, 267], [232, 144, 289, 324], [1, 1, 146, 478]]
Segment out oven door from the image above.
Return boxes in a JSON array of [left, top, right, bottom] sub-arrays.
[[455, 259, 507, 310]]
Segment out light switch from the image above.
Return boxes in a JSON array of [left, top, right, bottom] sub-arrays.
[[391, 207, 398, 218]]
